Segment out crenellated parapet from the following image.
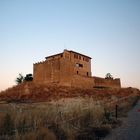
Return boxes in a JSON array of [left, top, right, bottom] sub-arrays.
[[34, 61, 45, 65]]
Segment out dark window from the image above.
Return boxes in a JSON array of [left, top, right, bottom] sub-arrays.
[[76, 63, 83, 68], [87, 72, 89, 76], [74, 54, 78, 59], [79, 64, 83, 67], [83, 57, 89, 62], [61, 54, 63, 57], [77, 71, 79, 74], [85, 57, 89, 62], [79, 55, 81, 60]]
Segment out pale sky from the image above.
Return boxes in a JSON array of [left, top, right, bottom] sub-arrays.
[[0, 0, 140, 91]]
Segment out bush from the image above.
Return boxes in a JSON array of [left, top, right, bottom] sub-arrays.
[[24, 74, 33, 82]]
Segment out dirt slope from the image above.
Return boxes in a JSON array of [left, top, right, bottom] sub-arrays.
[[0, 82, 139, 102]]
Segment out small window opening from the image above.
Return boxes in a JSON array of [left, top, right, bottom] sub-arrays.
[[76, 63, 83, 68], [87, 72, 89, 76], [61, 54, 63, 57], [77, 71, 79, 74], [74, 54, 78, 59], [85, 58, 89, 62], [79, 64, 83, 67]]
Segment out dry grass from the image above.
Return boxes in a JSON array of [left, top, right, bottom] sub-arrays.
[[0, 93, 139, 140], [0, 83, 139, 139]]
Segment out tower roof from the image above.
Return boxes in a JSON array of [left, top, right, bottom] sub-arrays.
[[45, 50, 92, 60], [69, 50, 92, 59]]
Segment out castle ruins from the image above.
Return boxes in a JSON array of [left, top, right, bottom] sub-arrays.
[[33, 50, 121, 89]]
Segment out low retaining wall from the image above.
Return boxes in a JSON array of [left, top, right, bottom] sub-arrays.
[[93, 77, 121, 89], [71, 75, 95, 89]]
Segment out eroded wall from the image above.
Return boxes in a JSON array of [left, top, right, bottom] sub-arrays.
[[33, 58, 61, 84], [93, 77, 121, 89], [71, 75, 95, 89], [69, 51, 91, 77], [33, 50, 92, 87]]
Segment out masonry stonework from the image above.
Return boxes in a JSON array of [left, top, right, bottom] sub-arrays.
[[33, 50, 121, 89]]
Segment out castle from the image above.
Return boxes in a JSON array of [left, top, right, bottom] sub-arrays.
[[33, 50, 121, 89]]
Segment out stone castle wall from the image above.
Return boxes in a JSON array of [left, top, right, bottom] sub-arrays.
[[33, 50, 121, 89], [71, 75, 95, 89], [93, 77, 121, 89], [34, 58, 61, 84], [33, 50, 92, 87]]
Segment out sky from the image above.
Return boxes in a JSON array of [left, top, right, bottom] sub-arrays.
[[0, 0, 140, 91]]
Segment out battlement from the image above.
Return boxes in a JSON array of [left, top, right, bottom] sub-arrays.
[[34, 61, 45, 65]]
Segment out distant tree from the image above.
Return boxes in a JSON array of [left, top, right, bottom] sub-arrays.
[[105, 73, 113, 79], [24, 74, 33, 82], [15, 73, 33, 84], [15, 73, 24, 84]]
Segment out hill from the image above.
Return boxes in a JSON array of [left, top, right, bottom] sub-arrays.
[[0, 82, 139, 103], [0, 82, 140, 140]]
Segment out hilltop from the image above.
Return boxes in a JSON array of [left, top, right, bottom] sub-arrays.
[[0, 82, 139, 103]]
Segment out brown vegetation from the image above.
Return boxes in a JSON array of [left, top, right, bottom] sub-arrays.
[[0, 82, 139, 102], [0, 83, 139, 140]]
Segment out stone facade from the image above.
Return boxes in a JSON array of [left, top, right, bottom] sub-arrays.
[[33, 50, 121, 89]]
